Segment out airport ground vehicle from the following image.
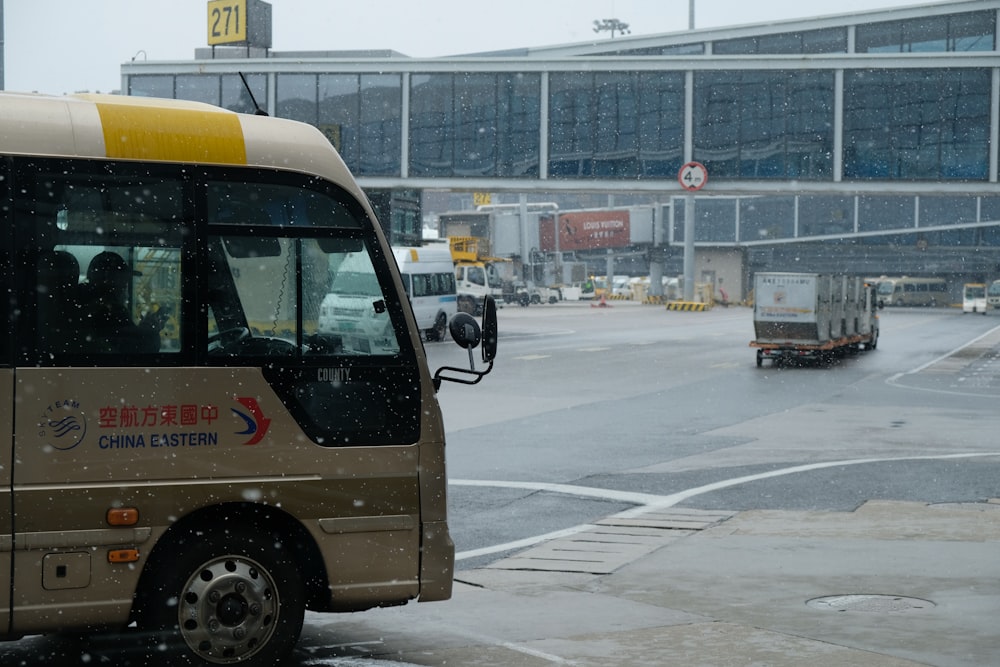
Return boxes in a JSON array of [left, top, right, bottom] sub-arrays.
[[987, 279, 1000, 309], [963, 283, 987, 314], [450, 236, 519, 312], [322, 245, 457, 342], [875, 276, 949, 307], [0, 91, 496, 666], [751, 273, 880, 366], [394, 245, 458, 340]]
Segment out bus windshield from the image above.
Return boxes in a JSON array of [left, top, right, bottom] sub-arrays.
[[965, 284, 986, 299]]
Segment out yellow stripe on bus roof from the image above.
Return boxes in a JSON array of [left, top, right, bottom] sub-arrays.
[[94, 98, 247, 164]]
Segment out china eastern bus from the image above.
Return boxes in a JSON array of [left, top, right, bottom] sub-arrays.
[[0, 91, 496, 665]]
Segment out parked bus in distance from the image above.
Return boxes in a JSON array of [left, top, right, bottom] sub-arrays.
[[0, 91, 497, 666], [987, 279, 1000, 310], [875, 276, 949, 307], [963, 283, 987, 314]]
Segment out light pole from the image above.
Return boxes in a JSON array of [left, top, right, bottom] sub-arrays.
[[592, 18, 631, 39]]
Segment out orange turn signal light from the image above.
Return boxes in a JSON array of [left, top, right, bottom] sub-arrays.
[[106, 507, 139, 526], [108, 549, 140, 564]]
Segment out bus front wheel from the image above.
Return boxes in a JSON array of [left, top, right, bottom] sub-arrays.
[[136, 526, 305, 666]]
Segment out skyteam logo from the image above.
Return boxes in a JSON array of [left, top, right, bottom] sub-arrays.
[[231, 397, 272, 445], [38, 399, 88, 451]]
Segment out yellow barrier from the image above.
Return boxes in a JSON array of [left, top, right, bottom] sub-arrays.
[[666, 301, 709, 311]]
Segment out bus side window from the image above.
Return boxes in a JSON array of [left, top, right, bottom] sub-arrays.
[[37, 249, 81, 356], [77, 251, 166, 355]]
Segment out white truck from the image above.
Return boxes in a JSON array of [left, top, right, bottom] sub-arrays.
[[450, 236, 517, 314], [751, 272, 880, 367]]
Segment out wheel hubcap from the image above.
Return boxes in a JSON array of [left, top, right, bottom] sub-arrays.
[[178, 555, 279, 663]]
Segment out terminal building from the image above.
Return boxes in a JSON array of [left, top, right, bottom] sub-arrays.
[[121, 0, 1000, 301]]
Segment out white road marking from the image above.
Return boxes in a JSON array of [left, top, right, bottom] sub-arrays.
[[452, 451, 1000, 560], [887, 323, 1000, 395]]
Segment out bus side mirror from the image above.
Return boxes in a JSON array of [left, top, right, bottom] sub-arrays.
[[433, 295, 498, 390], [449, 313, 481, 349]]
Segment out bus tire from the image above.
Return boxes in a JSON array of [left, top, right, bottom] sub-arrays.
[[427, 312, 448, 341], [457, 295, 476, 315], [136, 525, 305, 666]]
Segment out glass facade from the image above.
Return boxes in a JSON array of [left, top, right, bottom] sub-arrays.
[[694, 71, 834, 180], [548, 71, 684, 179], [856, 11, 995, 53], [129, 73, 266, 113], [128, 75, 174, 99], [670, 194, 1000, 245], [410, 72, 539, 178], [273, 73, 403, 176], [223, 73, 266, 113], [276, 73, 318, 124], [127, 62, 994, 186], [713, 28, 847, 54], [844, 68, 991, 180], [609, 43, 705, 56], [798, 195, 855, 237]]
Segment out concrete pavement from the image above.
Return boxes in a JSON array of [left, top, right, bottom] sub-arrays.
[[301, 499, 1000, 666], [296, 308, 1000, 665]]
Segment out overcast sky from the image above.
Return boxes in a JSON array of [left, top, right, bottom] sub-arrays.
[[6, 0, 927, 95]]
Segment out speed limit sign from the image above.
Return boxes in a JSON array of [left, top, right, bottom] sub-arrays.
[[678, 161, 708, 191]]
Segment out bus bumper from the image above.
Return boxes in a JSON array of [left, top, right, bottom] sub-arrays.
[[419, 520, 455, 602]]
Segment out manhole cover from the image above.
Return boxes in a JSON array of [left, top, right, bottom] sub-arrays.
[[806, 594, 935, 613]]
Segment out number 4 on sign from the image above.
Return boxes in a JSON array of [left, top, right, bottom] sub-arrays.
[[678, 162, 708, 192]]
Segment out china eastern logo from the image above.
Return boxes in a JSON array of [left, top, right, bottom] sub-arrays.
[[231, 397, 272, 445]]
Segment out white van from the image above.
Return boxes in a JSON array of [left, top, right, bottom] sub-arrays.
[[393, 245, 458, 341], [318, 251, 400, 355]]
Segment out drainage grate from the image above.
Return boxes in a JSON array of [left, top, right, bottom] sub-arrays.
[[806, 594, 935, 613]]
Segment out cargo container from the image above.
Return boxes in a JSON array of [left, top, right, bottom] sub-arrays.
[[751, 272, 880, 367]]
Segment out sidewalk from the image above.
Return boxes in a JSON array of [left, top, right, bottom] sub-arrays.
[[302, 499, 1000, 666]]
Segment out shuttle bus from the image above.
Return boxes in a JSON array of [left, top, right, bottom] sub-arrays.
[[963, 283, 987, 314], [875, 276, 949, 307], [987, 279, 1000, 310], [0, 92, 495, 665]]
